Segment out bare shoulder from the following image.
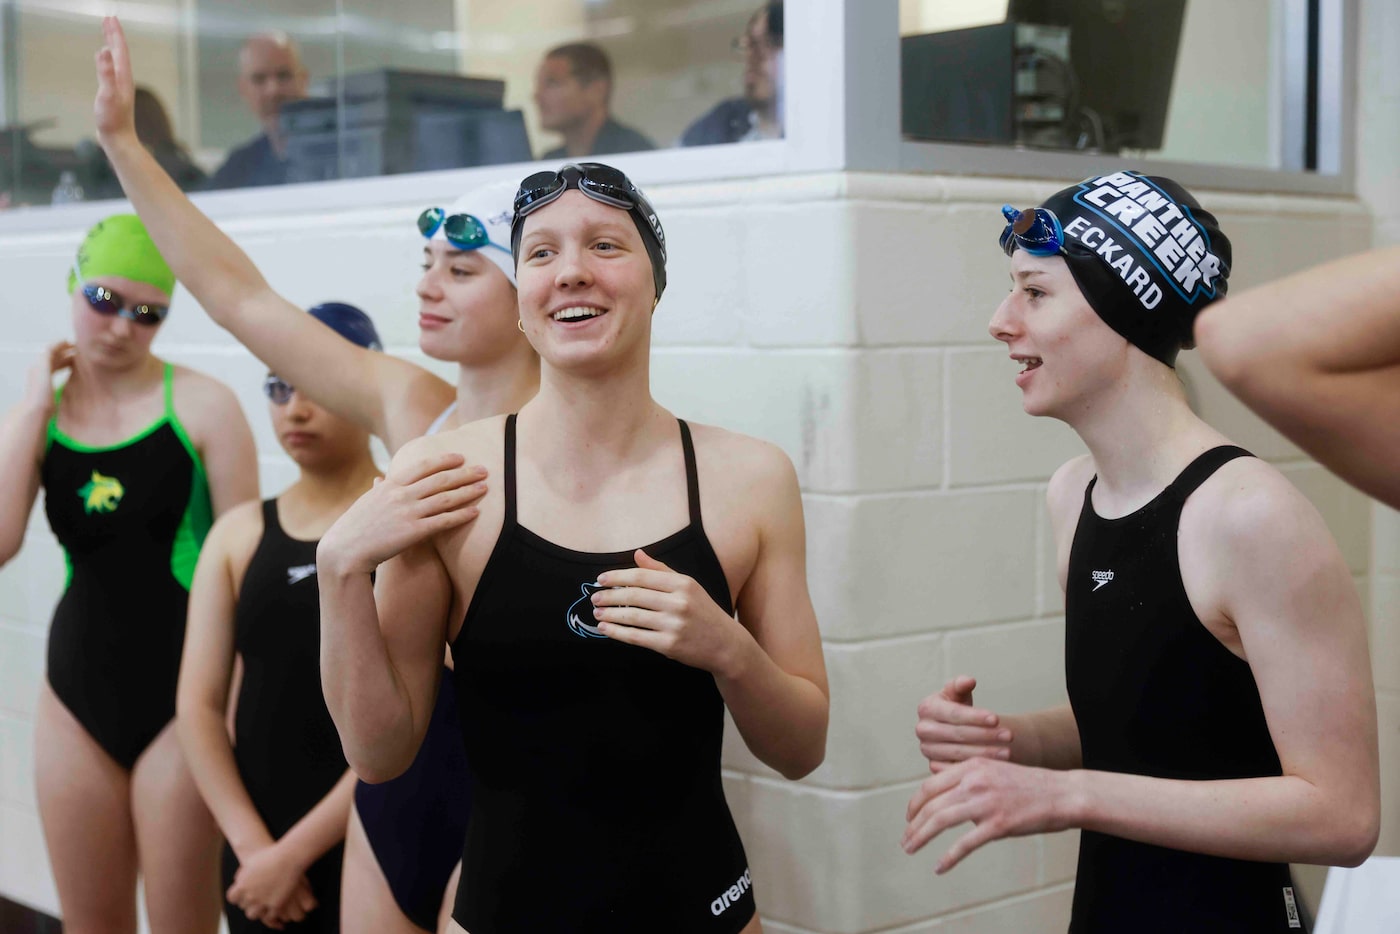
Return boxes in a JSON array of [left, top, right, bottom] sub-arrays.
[[169, 363, 247, 432], [1183, 455, 1328, 553], [687, 422, 797, 499], [394, 413, 507, 466], [201, 496, 265, 577], [1046, 454, 1095, 528]]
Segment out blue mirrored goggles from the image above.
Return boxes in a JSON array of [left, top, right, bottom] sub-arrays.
[[73, 264, 169, 325], [263, 375, 295, 405], [999, 205, 1066, 258], [417, 207, 509, 254]]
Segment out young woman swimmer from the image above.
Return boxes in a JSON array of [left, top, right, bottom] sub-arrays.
[[317, 163, 830, 933], [907, 172, 1378, 933]]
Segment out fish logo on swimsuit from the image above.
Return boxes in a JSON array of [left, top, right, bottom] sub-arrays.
[[566, 581, 610, 639], [77, 470, 124, 515]]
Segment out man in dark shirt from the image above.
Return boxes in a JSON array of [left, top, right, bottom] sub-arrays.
[[681, 2, 783, 147], [535, 43, 655, 160], [206, 32, 308, 190]]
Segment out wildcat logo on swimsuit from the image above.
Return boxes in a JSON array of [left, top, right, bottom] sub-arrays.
[[566, 581, 610, 639], [1091, 569, 1115, 591], [710, 867, 752, 916], [78, 470, 124, 515], [287, 564, 317, 585]]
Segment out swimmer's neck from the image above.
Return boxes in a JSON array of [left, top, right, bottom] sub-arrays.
[[453, 348, 540, 425], [1070, 369, 1228, 504]]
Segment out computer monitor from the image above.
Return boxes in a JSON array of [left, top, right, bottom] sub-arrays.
[[1008, 0, 1187, 151], [413, 109, 533, 171], [901, 23, 1017, 144], [281, 69, 522, 181]]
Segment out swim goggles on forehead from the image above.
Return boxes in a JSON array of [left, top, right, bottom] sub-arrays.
[[999, 205, 1066, 258], [513, 163, 642, 219], [263, 375, 295, 405], [417, 207, 509, 254], [73, 264, 169, 326]]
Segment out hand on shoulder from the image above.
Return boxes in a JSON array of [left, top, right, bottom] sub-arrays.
[[318, 432, 489, 576]]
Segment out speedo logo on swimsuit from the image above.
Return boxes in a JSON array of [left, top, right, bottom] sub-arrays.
[[1091, 569, 1115, 591], [710, 868, 752, 916], [287, 564, 317, 585], [78, 470, 124, 515], [566, 581, 609, 639]]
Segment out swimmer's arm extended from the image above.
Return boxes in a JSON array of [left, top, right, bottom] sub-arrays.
[[92, 17, 451, 453], [1196, 245, 1400, 507], [904, 467, 1380, 872], [0, 343, 71, 566], [318, 446, 484, 781]]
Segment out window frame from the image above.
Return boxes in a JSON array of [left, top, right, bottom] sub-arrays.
[[0, 0, 1358, 237]]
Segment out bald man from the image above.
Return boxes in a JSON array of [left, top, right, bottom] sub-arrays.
[[206, 32, 308, 190]]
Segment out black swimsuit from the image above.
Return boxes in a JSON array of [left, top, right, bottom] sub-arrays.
[[42, 363, 212, 770], [1065, 446, 1308, 933], [450, 414, 755, 933], [222, 500, 347, 933]]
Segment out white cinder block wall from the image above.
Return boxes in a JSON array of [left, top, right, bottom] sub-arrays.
[[0, 169, 1382, 932]]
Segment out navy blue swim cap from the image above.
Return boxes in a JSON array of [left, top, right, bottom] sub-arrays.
[[308, 302, 382, 350], [1007, 171, 1232, 367]]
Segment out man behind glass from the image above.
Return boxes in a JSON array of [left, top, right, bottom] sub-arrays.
[[206, 32, 308, 190], [535, 43, 655, 160], [680, 1, 783, 146]]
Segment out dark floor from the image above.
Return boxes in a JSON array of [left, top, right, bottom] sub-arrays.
[[0, 896, 61, 934]]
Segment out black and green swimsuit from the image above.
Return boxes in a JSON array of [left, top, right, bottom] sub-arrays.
[[42, 362, 213, 770]]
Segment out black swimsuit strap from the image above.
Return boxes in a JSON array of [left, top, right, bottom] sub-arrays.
[[505, 414, 700, 530], [1164, 445, 1253, 503], [1081, 444, 1254, 511], [503, 414, 518, 528], [678, 420, 702, 526]]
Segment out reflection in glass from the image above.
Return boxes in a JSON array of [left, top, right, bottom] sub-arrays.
[[0, 0, 785, 205], [899, 0, 1293, 171]]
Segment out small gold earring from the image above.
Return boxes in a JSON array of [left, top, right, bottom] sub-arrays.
[[517, 319, 525, 332]]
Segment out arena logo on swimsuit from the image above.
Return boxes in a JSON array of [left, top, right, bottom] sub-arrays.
[[1066, 171, 1226, 311], [710, 867, 752, 916]]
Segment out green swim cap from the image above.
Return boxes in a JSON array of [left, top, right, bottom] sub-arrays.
[[66, 214, 177, 298]]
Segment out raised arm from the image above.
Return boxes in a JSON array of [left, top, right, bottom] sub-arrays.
[[317, 443, 486, 781], [1195, 246, 1400, 508], [93, 17, 451, 450], [0, 343, 73, 566]]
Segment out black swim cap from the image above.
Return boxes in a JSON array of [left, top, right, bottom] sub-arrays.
[[1013, 171, 1232, 367]]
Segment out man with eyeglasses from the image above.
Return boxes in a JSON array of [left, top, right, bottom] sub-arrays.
[[205, 31, 308, 190], [680, 1, 783, 147]]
